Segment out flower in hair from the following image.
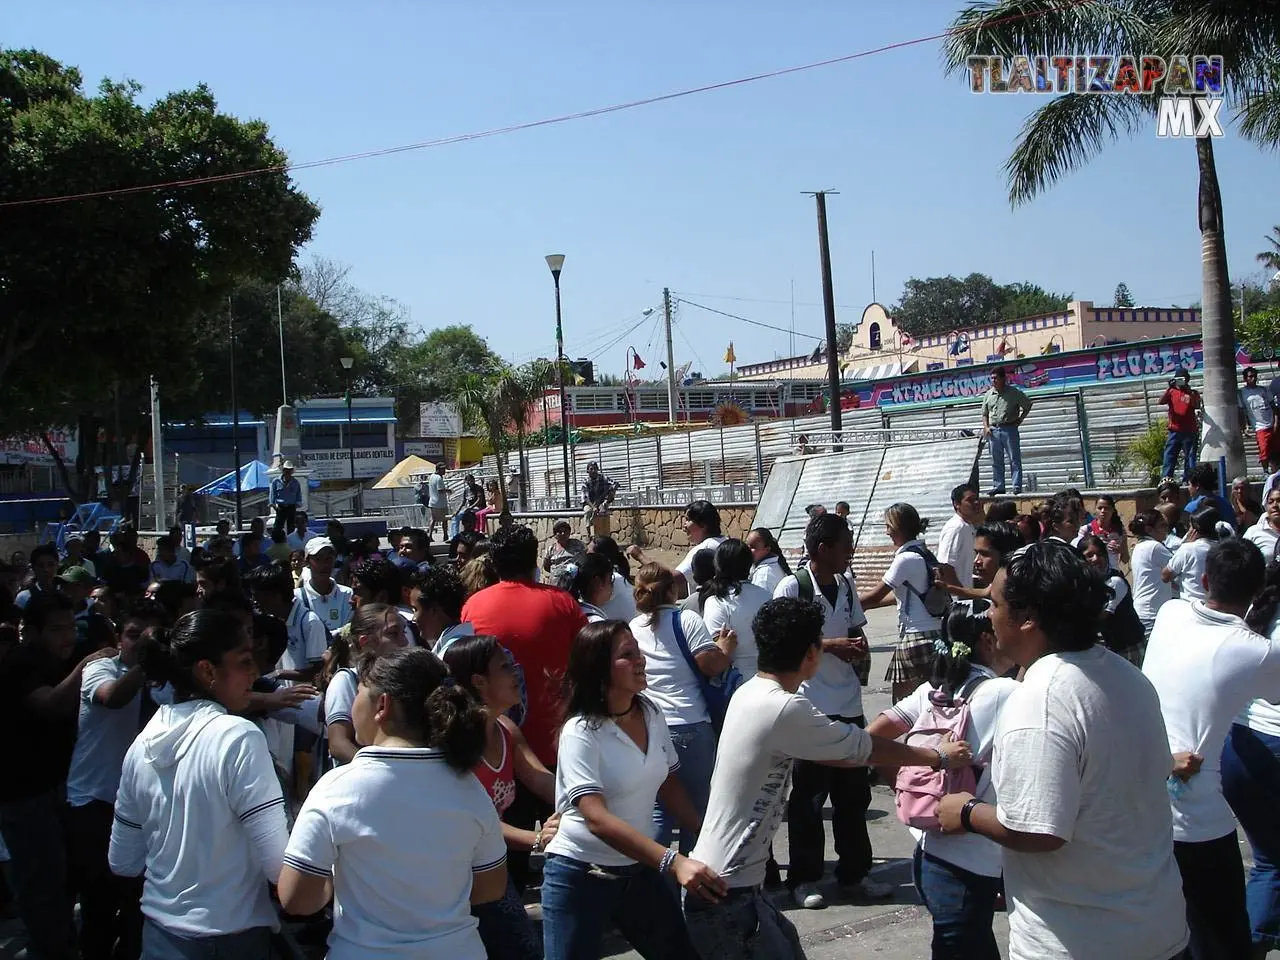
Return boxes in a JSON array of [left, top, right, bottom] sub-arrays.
[[950, 642, 972, 660], [440, 675, 457, 689], [933, 637, 949, 656]]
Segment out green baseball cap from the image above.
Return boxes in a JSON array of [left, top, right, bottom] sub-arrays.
[[57, 566, 96, 585]]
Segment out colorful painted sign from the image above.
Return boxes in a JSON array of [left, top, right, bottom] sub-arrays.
[[844, 336, 1245, 410]]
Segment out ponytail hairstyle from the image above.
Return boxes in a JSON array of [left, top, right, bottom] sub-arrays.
[[934, 598, 995, 701], [568, 552, 615, 603], [348, 602, 400, 651], [884, 502, 928, 542], [705, 538, 753, 601], [356, 646, 487, 772], [137, 609, 249, 702], [1246, 560, 1280, 635], [1190, 505, 1224, 541], [1129, 508, 1164, 539], [440, 633, 502, 702], [588, 536, 632, 584], [321, 632, 353, 692], [634, 562, 677, 624], [749, 527, 792, 576]]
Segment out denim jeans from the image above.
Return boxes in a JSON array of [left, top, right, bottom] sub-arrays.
[[140, 920, 272, 960], [473, 877, 542, 959], [540, 854, 698, 960], [988, 426, 1022, 492], [912, 845, 1002, 960], [787, 714, 872, 887], [1221, 723, 1280, 949], [1172, 831, 1252, 960], [0, 790, 72, 960], [1162, 429, 1198, 482], [684, 886, 805, 960], [654, 721, 716, 855]]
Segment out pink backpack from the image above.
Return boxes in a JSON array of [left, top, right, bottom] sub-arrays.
[[894, 676, 986, 831]]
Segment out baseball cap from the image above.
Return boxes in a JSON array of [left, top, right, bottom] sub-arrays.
[[282, 460, 295, 470], [304, 537, 335, 557], [57, 566, 96, 585]]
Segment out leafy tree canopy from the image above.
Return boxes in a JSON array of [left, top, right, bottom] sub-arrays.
[[1114, 282, 1135, 308], [890, 273, 1072, 336], [0, 47, 319, 438]]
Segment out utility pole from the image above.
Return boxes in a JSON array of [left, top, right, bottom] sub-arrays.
[[806, 190, 843, 450], [228, 298, 243, 529], [150, 377, 167, 532], [663, 287, 678, 424]]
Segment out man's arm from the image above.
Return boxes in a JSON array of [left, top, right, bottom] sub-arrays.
[[937, 794, 1066, 853], [1015, 391, 1032, 426]]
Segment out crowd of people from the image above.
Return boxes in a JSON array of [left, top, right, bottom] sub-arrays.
[[1, 472, 1279, 960]]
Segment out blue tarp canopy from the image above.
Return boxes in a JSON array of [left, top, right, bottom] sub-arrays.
[[194, 461, 320, 496]]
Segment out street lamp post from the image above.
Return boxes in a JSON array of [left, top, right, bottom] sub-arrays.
[[546, 254, 572, 509], [340, 356, 360, 516]]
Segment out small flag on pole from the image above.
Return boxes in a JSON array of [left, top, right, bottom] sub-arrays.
[[724, 342, 736, 364], [631, 350, 646, 370]]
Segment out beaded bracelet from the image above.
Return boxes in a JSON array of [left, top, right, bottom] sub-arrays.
[[659, 848, 677, 875]]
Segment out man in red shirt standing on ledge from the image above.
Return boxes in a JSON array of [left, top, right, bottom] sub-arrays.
[[461, 523, 587, 886], [1160, 370, 1201, 483]]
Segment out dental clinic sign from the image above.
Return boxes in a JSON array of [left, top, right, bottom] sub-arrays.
[[967, 54, 1225, 139]]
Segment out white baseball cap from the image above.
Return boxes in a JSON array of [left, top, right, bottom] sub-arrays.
[[304, 537, 335, 557]]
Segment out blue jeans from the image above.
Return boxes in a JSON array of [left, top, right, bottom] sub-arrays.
[[473, 877, 542, 959], [540, 854, 698, 960], [912, 845, 1002, 960], [1222, 723, 1280, 948], [0, 790, 72, 960], [1162, 429, 1198, 481], [988, 426, 1022, 492], [141, 920, 272, 960], [654, 720, 716, 854], [684, 886, 805, 960]]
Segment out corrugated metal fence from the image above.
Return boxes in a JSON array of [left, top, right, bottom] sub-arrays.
[[489, 372, 1198, 507]]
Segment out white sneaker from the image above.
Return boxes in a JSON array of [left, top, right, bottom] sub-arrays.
[[845, 876, 895, 900], [793, 882, 826, 909]]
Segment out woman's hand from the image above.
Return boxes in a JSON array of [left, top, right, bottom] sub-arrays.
[[715, 627, 737, 655], [268, 684, 319, 710], [937, 732, 973, 768], [538, 812, 561, 849], [672, 855, 727, 903], [1172, 751, 1204, 783]]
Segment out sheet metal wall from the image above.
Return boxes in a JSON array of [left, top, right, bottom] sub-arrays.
[[485, 374, 1193, 503]]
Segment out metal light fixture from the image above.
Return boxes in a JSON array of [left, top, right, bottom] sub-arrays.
[[546, 254, 572, 508]]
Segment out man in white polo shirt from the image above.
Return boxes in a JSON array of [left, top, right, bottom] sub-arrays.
[[773, 513, 883, 909], [296, 538, 353, 633], [937, 483, 982, 588], [286, 511, 316, 554], [1143, 537, 1280, 960]]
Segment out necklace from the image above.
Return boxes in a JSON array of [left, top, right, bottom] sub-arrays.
[[609, 700, 636, 719]]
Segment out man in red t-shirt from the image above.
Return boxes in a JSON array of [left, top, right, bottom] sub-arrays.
[[1159, 370, 1201, 482], [460, 525, 587, 768]]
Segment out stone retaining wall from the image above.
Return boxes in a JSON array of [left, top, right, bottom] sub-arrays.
[[511, 504, 758, 557]]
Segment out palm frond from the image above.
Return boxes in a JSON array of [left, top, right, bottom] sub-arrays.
[[941, 0, 1152, 77], [1237, 75, 1280, 149], [1005, 92, 1149, 205]]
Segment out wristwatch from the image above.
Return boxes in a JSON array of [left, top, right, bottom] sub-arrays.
[[934, 747, 950, 770]]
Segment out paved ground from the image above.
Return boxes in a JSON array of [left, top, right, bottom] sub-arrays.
[[3, 601, 1275, 959]]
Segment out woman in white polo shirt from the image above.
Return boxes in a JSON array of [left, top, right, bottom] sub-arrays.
[[701, 539, 771, 680], [108, 609, 288, 959], [630, 563, 735, 852], [1162, 504, 1223, 602], [746, 526, 791, 596], [324, 603, 409, 766], [279, 646, 507, 960], [541, 620, 726, 960], [1245, 486, 1280, 562]]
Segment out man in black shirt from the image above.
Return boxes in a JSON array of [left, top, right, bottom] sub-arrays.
[[0, 593, 113, 960]]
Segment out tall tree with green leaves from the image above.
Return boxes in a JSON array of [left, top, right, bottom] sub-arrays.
[[0, 48, 318, 502], [942, 0, 1280, 479], [1114, 282, 1136, 308]]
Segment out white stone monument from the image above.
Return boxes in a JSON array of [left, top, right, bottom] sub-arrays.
[[267, 404, 313, 513]]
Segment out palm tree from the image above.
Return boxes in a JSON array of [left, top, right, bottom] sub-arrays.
[[943, 0, 1280, 479], [452, 371, 510, 506], [492, 360, 558, 511], [1259, 226, 1280, 273]]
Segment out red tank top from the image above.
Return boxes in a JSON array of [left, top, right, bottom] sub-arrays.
[[473, 722, 516, 816]]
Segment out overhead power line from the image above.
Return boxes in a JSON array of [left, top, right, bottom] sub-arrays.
[[674, 297, 824, 341]]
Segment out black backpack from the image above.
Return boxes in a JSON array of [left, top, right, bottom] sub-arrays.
[[901, 544, 952, 619]]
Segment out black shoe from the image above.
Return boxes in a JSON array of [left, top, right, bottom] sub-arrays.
[[1013, 487, 1022, 495], [987, 488, 1006, 497]]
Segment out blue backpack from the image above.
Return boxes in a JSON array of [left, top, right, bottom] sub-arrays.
[[670, 609, 745, 731]]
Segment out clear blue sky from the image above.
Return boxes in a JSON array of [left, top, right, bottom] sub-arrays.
[[10, 2, 1278, 379]]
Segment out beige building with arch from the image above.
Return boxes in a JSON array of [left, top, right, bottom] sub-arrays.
[[737, 300, 1202, 382]]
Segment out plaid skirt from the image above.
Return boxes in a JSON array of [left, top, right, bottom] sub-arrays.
[[885, 630, 943, 683]]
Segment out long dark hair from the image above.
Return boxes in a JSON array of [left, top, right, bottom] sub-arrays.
[[704, 538, 753, 601], [137, 609, 248, 702], [1129, 509, 1163, 539], [561, 620, 646, 729], [934, 599, 995, 701], [1190, 505, 1223, 541], [357, 647, 487, 772], [588, 536, 631, 583], [1076, 534, 1114, 572], [1093, 495, 1124, 535], [441, 634, 502, 702], [749, 527, 792, 576], [568, 553, 615, 603], [1246, 560, 1280, 635]]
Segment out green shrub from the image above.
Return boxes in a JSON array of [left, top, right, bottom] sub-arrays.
[[1126, 420, 1169, 486]]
